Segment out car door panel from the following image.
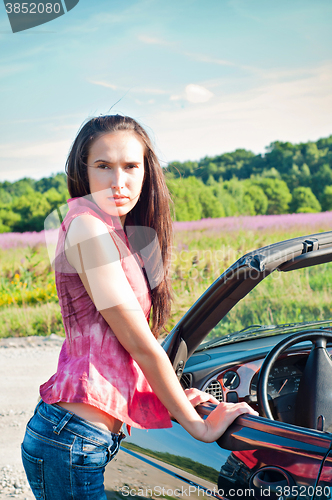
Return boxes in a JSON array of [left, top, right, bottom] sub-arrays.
[[217, 415, 332, 498], [316, 449, 332, 498], [105, 414, 332, 500]]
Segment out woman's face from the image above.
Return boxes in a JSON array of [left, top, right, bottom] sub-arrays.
[[87, 131, 145, 225]]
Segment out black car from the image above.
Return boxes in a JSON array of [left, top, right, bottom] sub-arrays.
[[105, 231, 332, 500]]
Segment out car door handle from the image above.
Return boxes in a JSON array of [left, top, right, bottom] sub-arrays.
[[250, 466, 295, 495]]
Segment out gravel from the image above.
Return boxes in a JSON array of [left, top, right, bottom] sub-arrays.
[[0, 335, 63, 499], [0, 464, 32, 499]]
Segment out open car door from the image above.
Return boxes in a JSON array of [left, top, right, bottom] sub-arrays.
[[105, 232, 332, 500], [104, 410, 332, 500]]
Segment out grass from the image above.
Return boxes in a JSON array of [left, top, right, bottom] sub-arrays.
[[0, 245, 62, 338], [1, 215, 332, 338], [205, 265, 332, 342], [169, 225, 332, 332], [0, 302, 64, 337]]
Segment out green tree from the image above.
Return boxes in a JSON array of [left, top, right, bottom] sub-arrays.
[[5, 178, 35, 197], [0, 188, 13, 205], [167, 178, 202, 221], [167, 177, 224, 221], [214, 179, 256, 216], [166, 161, 199, 180], [212, 182, 238, 217], [195, 180, 224, 219], [303, 142, 320, 170], [44, 187, 69, 212], [252, 178, 292, 214], [311, 164, 332, 200], [260, 168, 281, 179], [0, 208, 21, 232], [35, 173, 67, 193], [290, 187, 321, 213], [243, 182, 268, 215], [321, 186, 332, 211], [11, 192, 52, 232], [264, 141, 296, 176]]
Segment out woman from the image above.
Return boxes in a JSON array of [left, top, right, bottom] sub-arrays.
[[22, 115, 257, 499]]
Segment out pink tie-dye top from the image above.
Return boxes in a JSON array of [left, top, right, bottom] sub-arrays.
[[40, 197, 172, 430]]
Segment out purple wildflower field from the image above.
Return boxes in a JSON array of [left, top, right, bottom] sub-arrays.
[[0, 229, 58, 249], [1, 211, 332, 249], [173, 211, 332, 233]]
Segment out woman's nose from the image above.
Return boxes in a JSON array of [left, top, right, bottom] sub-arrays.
[[111, 168, 124, 190]]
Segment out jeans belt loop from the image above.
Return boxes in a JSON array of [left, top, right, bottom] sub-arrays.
[[53, 412, 74, 435], [108, 431, 125, 458]]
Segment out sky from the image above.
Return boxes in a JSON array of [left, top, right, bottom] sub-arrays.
[[0, 0, 331, 182]]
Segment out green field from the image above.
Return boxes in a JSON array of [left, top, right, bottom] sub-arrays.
[[1, 223, 332, 338]]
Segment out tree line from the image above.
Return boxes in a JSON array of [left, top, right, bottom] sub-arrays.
[[0, 135, 331, 231], [0, 174, 68, 232], [166, 135, 332, 221]]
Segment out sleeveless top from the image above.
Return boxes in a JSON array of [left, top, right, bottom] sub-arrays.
[[40, 197, 172, 430]]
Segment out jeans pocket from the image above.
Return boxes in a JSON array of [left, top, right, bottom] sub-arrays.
[[21, 444, 46, 500], [72, 437, 110, 469]]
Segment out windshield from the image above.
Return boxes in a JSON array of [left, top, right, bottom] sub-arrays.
[[199, 260, 332, 348]]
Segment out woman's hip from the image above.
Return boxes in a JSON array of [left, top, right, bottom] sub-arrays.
[[21, 400, 125, 499]]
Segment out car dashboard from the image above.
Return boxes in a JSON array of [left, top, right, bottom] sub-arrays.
[[180, 332, 332, 425]]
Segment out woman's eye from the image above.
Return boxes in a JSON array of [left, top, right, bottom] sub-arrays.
[[126, 164, 138, 169], [97, 164, 110, 170]]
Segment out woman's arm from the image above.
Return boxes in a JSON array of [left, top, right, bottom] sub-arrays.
[[65, 214, 258, 443]]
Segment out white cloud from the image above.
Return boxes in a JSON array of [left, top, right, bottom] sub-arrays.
[[170, 95, 182, 101], [89, 80, 168, 96], [0, 113, 83, 127], [184, 52, 236, 68], [0, 62, 32, 79], [0, 140, 70, 159], [185, 84, 214, 103], [138, 35, 171, 46], [134, 98, 156, 105], [2, 63, 331, 182], [51, 124, 80, 131], [134, 87, 169, 95], [0, 139, 71, 181], [152, 62, 332, 162], [169, 84, 215, 103], [89, 80, 118, 90]]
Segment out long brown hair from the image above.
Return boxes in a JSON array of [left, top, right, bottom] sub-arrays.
[[65, 115, 173, 337]]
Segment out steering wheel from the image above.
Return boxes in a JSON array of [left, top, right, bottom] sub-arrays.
[[257, 331, 332, 431]]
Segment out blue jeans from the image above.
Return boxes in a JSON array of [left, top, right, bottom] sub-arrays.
[[21, 400, 125, 500]]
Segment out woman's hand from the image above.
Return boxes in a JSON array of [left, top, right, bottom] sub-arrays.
[[185, 388, 259, 443], [203, 401, 259, 443], [184, 388, 219, 407]]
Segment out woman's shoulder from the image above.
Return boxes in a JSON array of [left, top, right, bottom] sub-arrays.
[[64, 197, 118, 243], [64, 213, 122, 272], [67, 214, 110, 246]]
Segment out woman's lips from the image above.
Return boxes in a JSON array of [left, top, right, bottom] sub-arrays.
[[108, 195, 129, 206]]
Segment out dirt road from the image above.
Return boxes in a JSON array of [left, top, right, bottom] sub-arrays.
[[0, 336, 193, 500], [0, 335, 63, 499]]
